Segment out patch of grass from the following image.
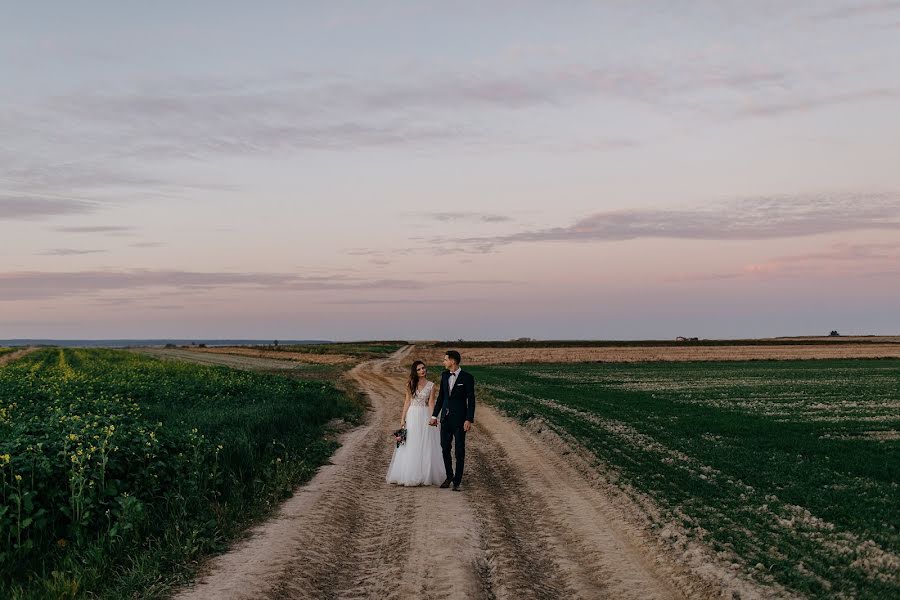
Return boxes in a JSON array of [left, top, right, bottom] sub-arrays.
[[469, 359, 900, 599], [0, 348, 364, 599], [254, 341, 407, 358]]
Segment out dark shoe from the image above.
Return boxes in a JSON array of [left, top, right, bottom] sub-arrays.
[[440, 479, 452, 489], [452, 484, 461, 492]]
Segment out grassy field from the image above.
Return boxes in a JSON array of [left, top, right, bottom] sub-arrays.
[[252, 341, 408, 358], [0, 348, 17, 359], [185, 341, 409, 384], [0, 348, 363, 599], [469, 359, 900, 599]]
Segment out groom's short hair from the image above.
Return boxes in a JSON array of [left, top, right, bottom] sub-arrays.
[[446, 350, 461, 365]]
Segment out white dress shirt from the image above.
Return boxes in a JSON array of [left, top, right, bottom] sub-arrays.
[[448, 367, 461, 391]]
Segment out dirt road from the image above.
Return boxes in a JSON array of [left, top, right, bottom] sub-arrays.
[[172, 347, 745, 599]]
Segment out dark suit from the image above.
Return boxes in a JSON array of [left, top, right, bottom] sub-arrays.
[[432, 369, 475, 486]]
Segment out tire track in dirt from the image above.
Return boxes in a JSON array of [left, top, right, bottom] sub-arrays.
[[172, 346, 717, 599], [467, 407, 693, 599]]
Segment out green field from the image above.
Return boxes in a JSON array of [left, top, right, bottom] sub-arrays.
[[0, 348, 17, 359], [469, 359, 900, 598], [234, 341, 408, 384], [253, 341, 408, 358], [0, 348, 363, 599]]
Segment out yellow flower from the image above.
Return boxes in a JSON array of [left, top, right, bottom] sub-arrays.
[[0, 453, 10, 465], [14, 474, 22, 481], [68, 433, 78, 441]]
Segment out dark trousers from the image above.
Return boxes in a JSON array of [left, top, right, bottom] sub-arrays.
[[440, 420, 467, 485]]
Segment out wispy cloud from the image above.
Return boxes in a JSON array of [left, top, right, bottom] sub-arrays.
[[0, 269, 516, 302], [40, 248, 107, 256], [0, 196, 98, 220], [738, 88, 900, 118], [429, 212, 513, 224], [774, 241, 900, 263], [323, 297, 486, 305], [13, 60, 795, 167], [668, 242, 900, 283], [438, 192, 900, 251], [54, 225, 135, 234], [813, 1, 900, 21], [2, 163, 174, 193]]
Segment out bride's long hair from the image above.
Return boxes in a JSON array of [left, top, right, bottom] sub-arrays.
[[407, 360, 426, 396]]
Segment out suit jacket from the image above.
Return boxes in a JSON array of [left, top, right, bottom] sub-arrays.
[[432, 369, 475, 425]]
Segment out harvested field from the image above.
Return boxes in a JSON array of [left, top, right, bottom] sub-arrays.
[[189, 346, 357, 364], [414, 344, 900, 365], [774, 336, 900, 343]]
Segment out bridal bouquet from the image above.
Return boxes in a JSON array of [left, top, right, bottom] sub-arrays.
[[392, 427, 407, 448]]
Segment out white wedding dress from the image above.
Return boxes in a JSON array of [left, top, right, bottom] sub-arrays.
[[385, 381, 446, 486]]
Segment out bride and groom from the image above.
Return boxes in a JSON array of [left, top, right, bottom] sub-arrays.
[[385, 350, 475, 491]]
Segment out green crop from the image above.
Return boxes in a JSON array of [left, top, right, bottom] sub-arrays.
[[0, 348, 362, 598], [470, 359, 900, 599]]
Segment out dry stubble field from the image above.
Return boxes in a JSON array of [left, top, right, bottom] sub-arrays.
[[413, 339, 900, 365]]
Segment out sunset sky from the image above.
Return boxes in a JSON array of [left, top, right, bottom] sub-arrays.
[[2, 2, 900, 340]]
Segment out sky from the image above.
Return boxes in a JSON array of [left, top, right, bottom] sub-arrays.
[[2, 1, 900, 340]]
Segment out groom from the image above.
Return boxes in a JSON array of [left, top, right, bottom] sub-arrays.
[[429, 350, 475, 491]]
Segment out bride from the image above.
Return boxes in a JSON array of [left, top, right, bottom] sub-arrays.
[[385, 360, 445, 486]]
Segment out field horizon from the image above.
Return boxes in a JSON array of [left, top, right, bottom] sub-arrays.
[[3, 333, 900, 349]]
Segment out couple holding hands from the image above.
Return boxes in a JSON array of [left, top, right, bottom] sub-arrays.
[[385, 350, 475, 491]]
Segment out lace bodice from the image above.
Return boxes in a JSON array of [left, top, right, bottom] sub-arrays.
[[410, 381, 434, 407]]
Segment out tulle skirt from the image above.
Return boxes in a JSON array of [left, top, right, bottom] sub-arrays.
[[385, 405, 446, 486]]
